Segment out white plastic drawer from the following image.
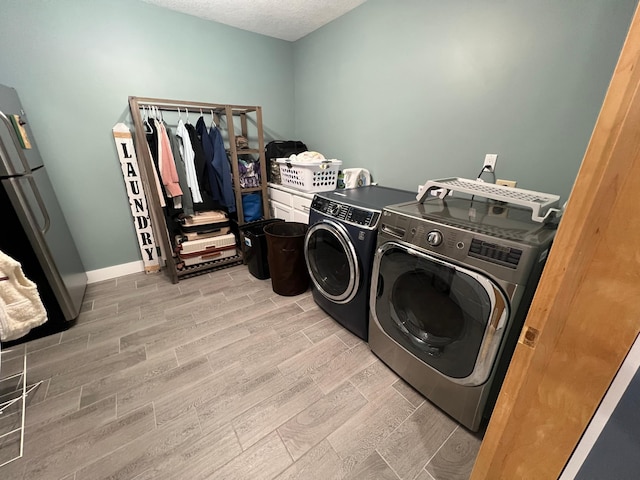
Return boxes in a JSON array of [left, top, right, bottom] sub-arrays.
[[293, 208, 310, 224], [270, 200, 294, 221], [293, 195, 312, 213], [269, 187, 293, 207]]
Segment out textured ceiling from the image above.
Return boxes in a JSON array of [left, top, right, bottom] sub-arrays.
[[141, 0, 369, 41]]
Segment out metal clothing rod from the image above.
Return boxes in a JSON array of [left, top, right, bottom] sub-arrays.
[[131, 96, 257, 115]]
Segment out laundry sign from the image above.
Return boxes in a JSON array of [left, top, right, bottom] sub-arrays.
[[112, 123, 160, 273]]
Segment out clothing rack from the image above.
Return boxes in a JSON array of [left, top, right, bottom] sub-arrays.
[[128, 96, 270, 283]]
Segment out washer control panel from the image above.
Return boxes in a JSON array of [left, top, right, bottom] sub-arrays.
[[311, 197, 380, 228]]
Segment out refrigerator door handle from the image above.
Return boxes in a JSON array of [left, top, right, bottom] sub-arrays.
[[0, 110, 33, 174], [26, 174, 51, 234]]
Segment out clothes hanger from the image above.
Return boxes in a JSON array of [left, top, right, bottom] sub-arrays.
[[210, 110, 216, 129], [186, 108, 190, 124], [178, 107, 182, 122], [142, 106, 153, 133]]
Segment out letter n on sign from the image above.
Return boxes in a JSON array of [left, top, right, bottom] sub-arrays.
[[112, 123, 160, 273]]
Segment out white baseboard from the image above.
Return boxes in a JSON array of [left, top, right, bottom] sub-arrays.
[[86, 260, 145, 284]]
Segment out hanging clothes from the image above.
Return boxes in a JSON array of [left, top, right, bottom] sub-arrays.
[[196, 116, 236, 213], [144, 118, 166, 208], [155, 121, 183, 202], [176, 119, 203, 204], [211, 126, 236, 213], [145, 117, 159, 163], [167, 124, 194, 216], [146, 117, 183, 210], [185, 122, 217, 211], [147, 144, 166, 208], [195, 117, 222, 205]]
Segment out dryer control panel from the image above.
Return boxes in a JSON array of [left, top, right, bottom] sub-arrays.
[[311, 197, 380, 229]]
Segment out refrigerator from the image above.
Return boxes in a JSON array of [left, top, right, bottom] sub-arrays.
[[0, 83, 87, 342]]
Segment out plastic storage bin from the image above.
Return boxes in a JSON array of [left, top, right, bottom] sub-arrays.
[[264, 222, 309, 295], [240, 219, 284, 280], [276, 158, 342, 192]]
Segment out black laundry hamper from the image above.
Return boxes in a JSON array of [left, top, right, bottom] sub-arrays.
[[264, 222, 309, 296], [240, 218, 284, 280]]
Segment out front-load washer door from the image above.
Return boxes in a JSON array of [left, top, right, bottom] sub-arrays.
[[371, 241, 509, 386], [305, 220, 359, 304]]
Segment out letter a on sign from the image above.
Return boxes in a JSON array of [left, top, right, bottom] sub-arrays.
[[112, 123, 160, 273]]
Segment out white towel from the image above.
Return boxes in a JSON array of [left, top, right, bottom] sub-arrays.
[[0, 250, 48, 342], [289, 151, 326, 163]]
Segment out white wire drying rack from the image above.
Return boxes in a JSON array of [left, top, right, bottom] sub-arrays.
[[416, 177, 562, 223], [0, 345, 42, 468]]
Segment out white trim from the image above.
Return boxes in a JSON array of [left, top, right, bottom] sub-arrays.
[[85, 261, 145, 284], [560, 333, 640, 479]]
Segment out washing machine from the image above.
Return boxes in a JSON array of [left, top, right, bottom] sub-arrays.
[[369, 186, 558, 431], [304, 186, 416, 340]]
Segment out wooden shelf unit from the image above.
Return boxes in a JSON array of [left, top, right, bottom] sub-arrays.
[[219, 104, 270, 224], [128, 96, 270, 283]]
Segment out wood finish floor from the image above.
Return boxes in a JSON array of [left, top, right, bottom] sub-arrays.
[[0, 265, 482, 480]]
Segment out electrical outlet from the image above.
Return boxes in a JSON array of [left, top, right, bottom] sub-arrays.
[[483, 154, 498, 173], [496, 179, 517, 188]]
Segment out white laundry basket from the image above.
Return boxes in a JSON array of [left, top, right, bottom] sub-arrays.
[[276, 158, 342, 192]]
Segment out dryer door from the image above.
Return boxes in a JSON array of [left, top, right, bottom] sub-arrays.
[[371, 241, 509, 386], [305, 220, 359, 304]]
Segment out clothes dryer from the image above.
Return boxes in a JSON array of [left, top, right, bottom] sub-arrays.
[[369, 194, 557, 431], [304, 186, 415, 340]]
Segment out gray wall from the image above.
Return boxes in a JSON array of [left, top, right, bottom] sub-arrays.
[[0, 0, 294, 271], [293, 0, 637, 202], [0, 0, 636, 272]]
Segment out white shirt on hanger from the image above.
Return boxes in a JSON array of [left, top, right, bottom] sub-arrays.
[[176, 119, 203, 203]]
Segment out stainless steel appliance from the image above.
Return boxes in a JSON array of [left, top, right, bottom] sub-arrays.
[[0, 84, 87, 341], [304, 186, 415, 340], [369, 179, 558, 431]]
